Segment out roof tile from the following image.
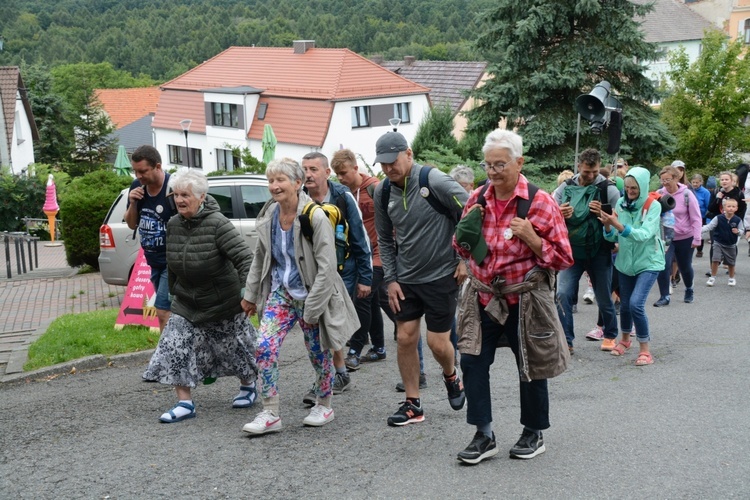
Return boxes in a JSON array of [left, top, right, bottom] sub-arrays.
[[636, 0, 715, 43], [0, 66, 20, 154], [94, 87, 160, 128]]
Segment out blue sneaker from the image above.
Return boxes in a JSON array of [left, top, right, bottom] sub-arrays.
[[653, 296, 670, 307], [684, 288, 694, 303]]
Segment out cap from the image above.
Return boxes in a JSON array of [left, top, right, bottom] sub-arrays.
[[454, 208, 488, 264], [374, 132, 408, 164], [671, 160, 685, 169]]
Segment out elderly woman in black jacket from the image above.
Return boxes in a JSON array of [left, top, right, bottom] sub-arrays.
[[143, 168, 257, 423]]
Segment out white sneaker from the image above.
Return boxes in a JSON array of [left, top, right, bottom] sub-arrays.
[[706, 276, 716, 287], [583, 288, 595, 304], [243, 409, 282, 435], [728, 278, 736, 286], [303, 404, 335, 427], [585, 326, 604, 341]]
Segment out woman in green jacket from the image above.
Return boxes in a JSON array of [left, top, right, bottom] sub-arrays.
[[599, 167, 664, 366]]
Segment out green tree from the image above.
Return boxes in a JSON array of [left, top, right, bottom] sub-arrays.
[[465, 0, 675, 171], [411, 103, 458, 160], [660, 29, 750, 172], [68, 88, 117, 176]]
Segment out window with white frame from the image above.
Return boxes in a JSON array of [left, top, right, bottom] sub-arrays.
[[212, 102, 240, 128], [351, 106, 370, 128], [216, 148, 241, 171], [394, 102, 411, 123]]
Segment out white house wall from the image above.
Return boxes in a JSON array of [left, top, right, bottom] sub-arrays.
[[644, 40, 704, 86], [10, 98, 35, 173], [323, 94, 430, 174]]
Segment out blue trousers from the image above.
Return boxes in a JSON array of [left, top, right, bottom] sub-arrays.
[[657, 237, 695, 298], [461, 304, 549, 430]]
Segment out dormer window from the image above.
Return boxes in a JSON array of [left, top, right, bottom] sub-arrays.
[[212, 103, 240, 128], [258, 103, 268, 120]]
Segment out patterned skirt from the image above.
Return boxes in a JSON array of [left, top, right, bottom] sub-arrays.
[[143, 312, 257, 388]]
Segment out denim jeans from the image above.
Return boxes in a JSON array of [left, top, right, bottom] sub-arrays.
[[657, 237, 695, 298], [556, 249, 617, 344], [461, 305, 549, 430], [617, 271, 658, 343]]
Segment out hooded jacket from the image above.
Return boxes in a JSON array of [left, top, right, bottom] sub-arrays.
[[167, 195, 252, 324], [604, 167, 665, 276], [244, 191, 358, 351], [657, 182, 702, 245]]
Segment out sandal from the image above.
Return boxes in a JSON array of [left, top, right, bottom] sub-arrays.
[[159, 401, 196, 423], [610, 340, 632, 356], [635, 352, 654, 366], [232, 385, 257, 408]]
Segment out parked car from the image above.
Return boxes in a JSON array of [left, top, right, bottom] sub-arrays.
[[98, 174, 271, 286]]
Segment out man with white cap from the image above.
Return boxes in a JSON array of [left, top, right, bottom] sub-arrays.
[[373, 131, 469, 427]]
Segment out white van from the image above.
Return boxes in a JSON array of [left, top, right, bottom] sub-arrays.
[[98, 174, 270, 285]]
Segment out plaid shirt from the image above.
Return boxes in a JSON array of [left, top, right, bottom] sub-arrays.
[[453, 175, 573, 305]]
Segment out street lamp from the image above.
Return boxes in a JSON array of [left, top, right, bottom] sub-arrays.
[[389, 117, 401, 132], [180, 119, 192, 168]]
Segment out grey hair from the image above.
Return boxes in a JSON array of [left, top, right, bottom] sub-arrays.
[[266, 157, 305, 190], [169, 168, 208, 197], [482, 129, 523, 159], [449, 165, 475, 184]]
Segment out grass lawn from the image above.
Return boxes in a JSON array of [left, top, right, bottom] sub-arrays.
[[24, 308, 158, 371], [24, 308, 261, 371]]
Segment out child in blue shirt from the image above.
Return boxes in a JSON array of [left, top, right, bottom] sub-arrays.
[[703, 197, 745, 286]]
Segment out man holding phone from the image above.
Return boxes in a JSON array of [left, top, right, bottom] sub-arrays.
[[553, 148, 621, 353]]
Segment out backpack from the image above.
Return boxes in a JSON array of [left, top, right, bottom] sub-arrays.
[[380, 166, 459, 225], [475, 181, 539, 218], [298, 197, 349, 272], [562, 179, 610, 260]]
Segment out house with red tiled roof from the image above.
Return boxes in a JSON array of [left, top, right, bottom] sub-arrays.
[[94, 87, 160, 153], [151, 41, 430, 172], [0, 67, 38, 174]]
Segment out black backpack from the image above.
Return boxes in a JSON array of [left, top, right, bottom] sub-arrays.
[[380, 166, 459, 224]]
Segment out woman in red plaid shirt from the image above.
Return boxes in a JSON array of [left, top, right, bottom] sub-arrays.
[[452, 129, 573, 465]]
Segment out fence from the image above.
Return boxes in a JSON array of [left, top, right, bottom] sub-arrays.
[[2, 232, 40, 279]]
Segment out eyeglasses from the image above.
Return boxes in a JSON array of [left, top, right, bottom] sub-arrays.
[[480, 160, 513, 172]]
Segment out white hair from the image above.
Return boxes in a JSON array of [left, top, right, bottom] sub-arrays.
[[169, 168, 208, 196], [266, 158, 305, 191], [482, 129, 523, 159], [449, 165, 475, 185]]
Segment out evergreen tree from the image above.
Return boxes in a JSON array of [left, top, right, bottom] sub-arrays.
[[466, 0, 675, 170], [661, 29, 750, 172]]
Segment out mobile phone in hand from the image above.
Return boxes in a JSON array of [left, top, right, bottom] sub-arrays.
[[601, 203, 612, 215]]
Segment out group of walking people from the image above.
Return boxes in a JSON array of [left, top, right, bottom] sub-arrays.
[[127, 126, 742, 467]]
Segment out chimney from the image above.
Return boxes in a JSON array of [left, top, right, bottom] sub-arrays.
[[293, 40, 315, 54], [404, 56, 416, 67], [370, 54, 384, 65]]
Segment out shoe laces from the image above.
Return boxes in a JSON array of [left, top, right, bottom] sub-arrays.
[[254, 409, 277, 424], [309, 404, 329, 418]]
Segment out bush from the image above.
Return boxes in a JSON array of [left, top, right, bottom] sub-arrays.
[[0, 168, 46, 232], [60, 170, 131, 268]]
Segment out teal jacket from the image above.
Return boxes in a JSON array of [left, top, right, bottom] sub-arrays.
[[603, 167, 665, 276]]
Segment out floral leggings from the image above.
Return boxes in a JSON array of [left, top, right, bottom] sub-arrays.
[[256, 287, 333, 399]]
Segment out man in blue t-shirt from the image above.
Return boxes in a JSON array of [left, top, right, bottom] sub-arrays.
[[124, 145, 176, 332]]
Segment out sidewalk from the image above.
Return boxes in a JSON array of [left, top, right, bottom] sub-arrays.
[[0, 241, 124, 377]]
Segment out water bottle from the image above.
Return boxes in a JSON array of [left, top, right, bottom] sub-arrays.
[[662, 210, 675, 245], [335, 224, 346, 269]]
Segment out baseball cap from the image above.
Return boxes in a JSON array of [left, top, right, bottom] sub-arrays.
[[374, 132, 408, 164], [454, 208, 488, 264], [671, 160, 685, 169]]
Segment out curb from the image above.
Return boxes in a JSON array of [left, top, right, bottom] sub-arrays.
[[0, 349, 154, 386]]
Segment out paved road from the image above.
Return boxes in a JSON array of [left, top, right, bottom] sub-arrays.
[[1, 251, 749, 498]]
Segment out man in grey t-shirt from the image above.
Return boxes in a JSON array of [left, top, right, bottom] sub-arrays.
[[373, 131, 469, 427]]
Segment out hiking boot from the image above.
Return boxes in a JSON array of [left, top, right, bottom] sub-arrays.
[[653, 296, 670, 307], [387, 400, 425, 426], [444, 371, 466, 410], [302, 404, 334, 427], [706, 276, 716, 286], [684, 288, 694, 303], [585, 326, 604, 341], [302, 389, 316, 406], [396, 372, 427, 392], [242, 409, 282, 435], [457, 432, 498, 465], [360, 347, 386, 362], [333, 372, 351, 394], [583, 288, 595, 304], [344, 353, 361, 371], [509, 429, 546, 459]]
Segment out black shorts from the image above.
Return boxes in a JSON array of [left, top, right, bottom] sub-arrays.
[[395, 274, 458, 333]]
